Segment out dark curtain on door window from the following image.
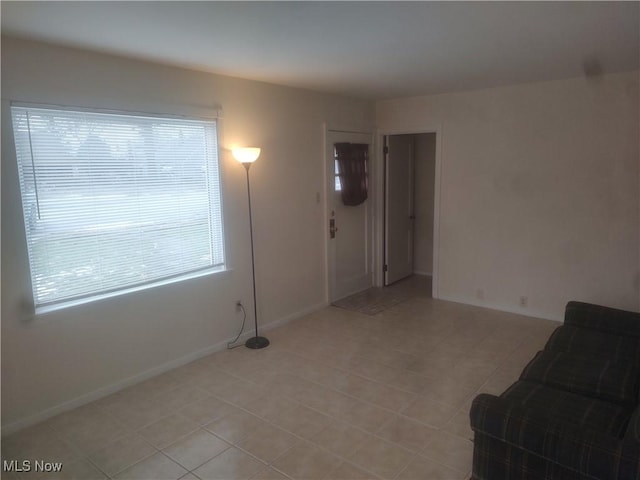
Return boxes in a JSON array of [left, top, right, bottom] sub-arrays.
[[335, 142, 368, 206]]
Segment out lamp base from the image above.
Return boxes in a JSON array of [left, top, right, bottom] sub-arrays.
[[245, 336, 270, 349]]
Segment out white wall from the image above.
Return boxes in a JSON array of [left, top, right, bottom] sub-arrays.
[[413, 133, 436, 276], [378, 71, 640, 320], [1, 37, 374, 431]]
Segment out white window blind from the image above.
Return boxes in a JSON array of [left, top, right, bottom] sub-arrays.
[[334, 157, 342, 191], [11, 105, 225, 310]]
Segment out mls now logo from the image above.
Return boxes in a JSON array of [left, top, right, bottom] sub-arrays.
[[3, 460, 63, 473]]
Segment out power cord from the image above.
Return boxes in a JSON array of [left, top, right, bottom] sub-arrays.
[[227, 302, 246, 349]]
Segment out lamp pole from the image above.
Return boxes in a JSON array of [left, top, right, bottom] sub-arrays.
[[243, 162, 269, 349]]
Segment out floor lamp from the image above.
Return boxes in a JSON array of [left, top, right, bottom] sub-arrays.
[[233, 147, 270, 349]]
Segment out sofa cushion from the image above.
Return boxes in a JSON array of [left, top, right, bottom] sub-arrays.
[[520, 350, 639, 406], [545, 325, 640, 366], [471, 394, 640, 480], [472, 432, 592, 480], [501, 381, 634, 438]]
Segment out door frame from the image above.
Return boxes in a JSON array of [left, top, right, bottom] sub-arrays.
[[376, 126, 442, 299], [323, 124, 376, 303]]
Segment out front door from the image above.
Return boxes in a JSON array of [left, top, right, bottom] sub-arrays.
[[326, 130, 373, 302], [385, 134, 415, 285]]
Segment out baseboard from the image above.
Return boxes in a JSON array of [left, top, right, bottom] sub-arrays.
[[332, 284, 374, 303], [412, 270, 432, 277], [436, 293, 563, 323], [1, 301, 329, 436], [262, 301, 329, 332]]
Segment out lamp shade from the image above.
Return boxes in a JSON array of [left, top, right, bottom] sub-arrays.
[[232, 147, 261, 164]]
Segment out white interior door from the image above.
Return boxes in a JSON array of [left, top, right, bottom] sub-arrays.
[[385, 135, 415, 285], [326, 130, 373, 302]]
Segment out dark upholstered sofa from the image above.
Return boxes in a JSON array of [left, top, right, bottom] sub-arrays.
[[470, 301, 640, 480]]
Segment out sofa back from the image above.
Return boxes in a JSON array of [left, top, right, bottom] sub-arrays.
[[565, 301, 640, 338]]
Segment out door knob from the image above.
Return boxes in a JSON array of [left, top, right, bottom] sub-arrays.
[[330, 219, 337, 238]]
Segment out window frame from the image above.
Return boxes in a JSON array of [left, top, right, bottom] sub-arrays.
[[10, 102, 228, 315]]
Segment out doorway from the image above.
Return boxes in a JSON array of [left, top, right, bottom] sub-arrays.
[[383, 132, 437, 291]]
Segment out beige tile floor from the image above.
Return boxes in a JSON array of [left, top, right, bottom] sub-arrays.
[[1, 276, 558, 479]]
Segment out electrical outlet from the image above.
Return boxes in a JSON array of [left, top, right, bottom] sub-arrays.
[[235, 301, 242, 312], [519, 296, 528, 308], [476, 288, 484, 300]]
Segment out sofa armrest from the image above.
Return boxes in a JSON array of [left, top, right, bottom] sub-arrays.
[[565, 301, 640, 338], [470, 393, 640, 480]]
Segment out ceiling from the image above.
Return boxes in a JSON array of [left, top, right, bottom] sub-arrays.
[[2, 1, 639, 100]]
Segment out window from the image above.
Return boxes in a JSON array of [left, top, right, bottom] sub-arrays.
[[11, 105, 225, 312], [334, 151, 342, 191], [334, 142, 368, 206]]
